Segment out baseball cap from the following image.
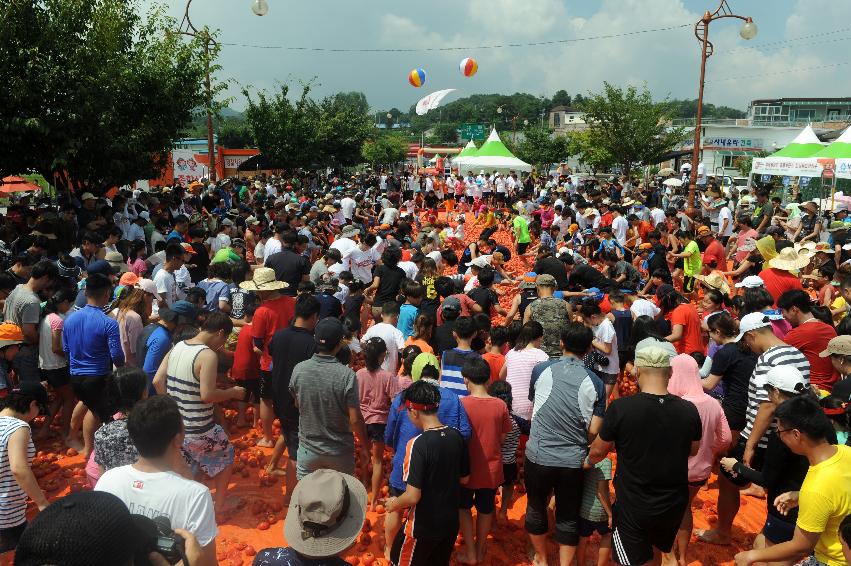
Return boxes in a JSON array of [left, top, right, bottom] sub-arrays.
[[231, 238, 246, 250], [315, 317, 345, 349], [180, 242, 196, 255], [85, 260, 113, 277], [324, 249, 343, 264], [763, 366, 808, 395], [819, 335, 851, 358], [734, 312, 773, 342], [221, 218, 234, 227], [634, 338, 677, 368], [79, 192, 96, 201], [0, 322, 25, 348], [441, 296, 462, 314], [11, 381, 48, 412], [734, 275, 765, 289], [159, 300, 197, 325], [134, 278, 162, 302], [118, 272, 140, 287], [104, 251, 129, 273], [697, 225, 712, 237], [137, 211, 150, 222]]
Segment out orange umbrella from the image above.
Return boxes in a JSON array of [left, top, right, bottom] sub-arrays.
[[0, 176, 41, 194]]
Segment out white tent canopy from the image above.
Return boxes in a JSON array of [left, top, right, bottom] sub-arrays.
[[454, 128, 532, 172]]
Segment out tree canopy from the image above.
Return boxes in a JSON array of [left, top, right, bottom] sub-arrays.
[[361, 134, 409, 170], [515, 127, 573, 173], [0, 0, 208, 193]]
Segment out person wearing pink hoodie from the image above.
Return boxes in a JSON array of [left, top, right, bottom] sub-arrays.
[[667, 354, 732, 566]]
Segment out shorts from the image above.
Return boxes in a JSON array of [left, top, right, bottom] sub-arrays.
[[71, 375, 113, 422], [389, 485, 405, 498], [366, 423, 386, 442], [683, 275, 697, 294], [459, 487, 497, 514], [720, 437, 765, 487], [517, 242, 530, 255], [258, 370, 273, 400], [281, 419, 299, 461], [12, 345, 39, 383], [599, 372, 618, 386], [0, 522, 26, 553], [611, 501, 685, 565], [762, 513, 796, 545], [182, 424, 234, 478], [674, 258, 684, 271], [798, 556, 830, 566], [722, 406, 746, 433], [524, 459, 583, 546], [239, 379, 261, 404], [579, 517, 611, 538], [391, 531, 455, 566], [296, 445, 354, 480], [41, 366, 70, 388], [502, 462, 518, 485]]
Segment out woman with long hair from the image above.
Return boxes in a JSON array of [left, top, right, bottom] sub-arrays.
[[37, 287, 77, 445], [657, 284, 705, 355], [404, 313, 434, 355], [356, 337, 396, 511], [111, 288, 149, 367], [499, 321, 548, 427]]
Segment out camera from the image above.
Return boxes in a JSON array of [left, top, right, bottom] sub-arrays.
[[133, 515, 187, 566]]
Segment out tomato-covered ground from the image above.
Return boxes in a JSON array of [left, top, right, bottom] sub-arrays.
[[26, 215, 768, 565]]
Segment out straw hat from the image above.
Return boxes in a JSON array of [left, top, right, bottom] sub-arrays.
[[814, 242, 832, 254], [794, 242, 816, 257], [768, 247, 811, 271], [695, 273, 731, 296], [239, 267, 289, 291], [801, 200, 819, 213]]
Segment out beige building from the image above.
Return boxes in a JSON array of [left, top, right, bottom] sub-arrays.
[[548, 105, 588, 134]]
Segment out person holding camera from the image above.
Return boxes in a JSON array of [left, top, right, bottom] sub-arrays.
[[95, 395, 218, 566]]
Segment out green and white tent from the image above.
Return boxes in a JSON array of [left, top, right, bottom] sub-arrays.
[[752, 125, 826, 177], [769, 125, 824, 158], [455, 140, 478, 159], [454, 128, 532, 172]]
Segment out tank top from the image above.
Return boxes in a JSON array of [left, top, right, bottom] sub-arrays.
[[166, 341, 214, 435], [0, 417, 34, 528], [528, 297, 570, 359]]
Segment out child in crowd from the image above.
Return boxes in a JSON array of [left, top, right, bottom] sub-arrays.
[[467, 267, 507, 319], [482, 326, 509, 383], [608, 291, 632, 375], [403, 313, 434, 355], [579, 300, 620, 397], [356, 337, 397, 511], [362, 302, 405, 375], [397, 281, 424, 341], [458, 358, 512, 564], [397, 345, 422, 391], [577, 454, 614, 566], [229, 302, 259, 428], [0, 323, 25, 393], [440, 318, 483, 397], [487, 379, 528, 523]]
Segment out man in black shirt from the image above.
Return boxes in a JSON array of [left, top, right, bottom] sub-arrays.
[[433, 297, 461, 356], [643, 231, 673, 284], [562, 254, 617, 291], [590, 339, 702, 566], [267, 295, 320, 502], [386, 381, 470, 566], [533, 249, 569, 290], [264, 230, 310, 296]]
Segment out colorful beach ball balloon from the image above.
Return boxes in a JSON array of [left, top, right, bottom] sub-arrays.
[[408, 68, 426, 88], [460, 57, 478, 77]]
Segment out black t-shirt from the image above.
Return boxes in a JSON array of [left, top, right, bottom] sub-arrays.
[[533, 256, 569, 290], [315, 292, 342, 320], [467, 286, 498, 314], [832, 376, 851, 401], [647, 244, 672, 283], [567, 263, 616, 291], [599, 393, 702, 514], [343, 294, 365, 325], [709, 342, 758, 425], [433, 320, 457, 356], [264, 249, 309, 296], [187, 241, 210, 283], [373, 264, 406, 306], [229, 286, 256, 320], [268, 326, 316, 421], [403, 426, 469, 540]]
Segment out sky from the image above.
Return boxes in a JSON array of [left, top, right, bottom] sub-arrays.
[[144, 0, 851, 113]]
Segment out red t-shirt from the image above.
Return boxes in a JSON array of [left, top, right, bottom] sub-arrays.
[[436, 294, 479, 325], [783, 320, 839, 391], [481, 352, 505, 383], [460, 396, 512, 489], [231, 323, 260, 381], [702, 239, 727, 271], [251, 295, 296, 371], [670, 303, 705, 355], [759, 268, 803, 306]]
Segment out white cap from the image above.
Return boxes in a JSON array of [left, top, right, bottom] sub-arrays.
[[734, 312, 773, 342], [135, 278, 162, 302], [763, 366, 808, 394], [734, 275, 765, 289]]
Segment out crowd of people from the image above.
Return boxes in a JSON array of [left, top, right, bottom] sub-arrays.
[[0, 167, 850, 566]]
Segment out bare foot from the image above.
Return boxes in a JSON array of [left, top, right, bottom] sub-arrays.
[[256, 438, 274, 448], [695, 529, 731, 546], [64, 436, 84, 452], [456, 550, 477, 565], [267, 466, 286, 477], [741, 484, 766, 499]]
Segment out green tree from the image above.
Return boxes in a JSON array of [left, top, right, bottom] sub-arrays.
[[361, 134, 408, 169], [217, 119, 254, 148], [316, 93, 374, 167], [735, 150, 770, 177], [0, 0, 207, 193], [516, 127, 572, 172], [550, 89, 572, 108], [578, 83, 687, 177], [428, 123, 460, 144]]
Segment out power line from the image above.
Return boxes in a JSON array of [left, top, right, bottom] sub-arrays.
[[218, 23, 691, 52], [706, 60, 851, 83], [717, 27, 851, 54]]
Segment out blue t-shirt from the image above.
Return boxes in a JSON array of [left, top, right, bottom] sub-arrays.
[[397, 303, 419, 341], [142, 325, 172, 390], [197, 279, 231, 312], [440, 348, 482, 397]]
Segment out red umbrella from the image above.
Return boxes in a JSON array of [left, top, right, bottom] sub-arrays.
[[0, 176, 41, 194]]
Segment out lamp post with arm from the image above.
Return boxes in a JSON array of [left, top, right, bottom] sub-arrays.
[[687, 0, 757, 212]]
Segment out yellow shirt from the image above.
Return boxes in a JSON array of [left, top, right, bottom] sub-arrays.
[[796, 444, 851, 565], [831, 295, 847, 323]]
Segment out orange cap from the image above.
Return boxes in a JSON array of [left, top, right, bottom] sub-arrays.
[[0, 322, 24, 347]]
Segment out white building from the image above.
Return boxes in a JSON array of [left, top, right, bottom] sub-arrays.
[[548, 106, 588, 134]]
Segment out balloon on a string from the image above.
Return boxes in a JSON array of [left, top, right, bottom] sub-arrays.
[[459, 57, 478, 77], [408, 68, 426, 88]]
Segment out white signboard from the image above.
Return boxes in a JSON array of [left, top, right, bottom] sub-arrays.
[[172, 149, 204, 186]]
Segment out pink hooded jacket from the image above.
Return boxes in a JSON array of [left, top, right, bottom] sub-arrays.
[[668, 354, 732, 482]]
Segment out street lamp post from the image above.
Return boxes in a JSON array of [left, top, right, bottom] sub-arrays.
[[179, 0, 268, 182], [687, 1, 756, 211]]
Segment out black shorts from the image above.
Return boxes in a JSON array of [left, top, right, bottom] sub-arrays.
[[502, 462, 518, 485], [366, 423, 386, 442], [683, 275, 697, 294], [763, 512, 796, 544], [524, 459, 583, 546], [599, 372, 619, 386], [0, 522, 26, 553], [722, 406, 746, 433], [579, 517, 611, 538], [459, 487, 497, 514], [41, 366, 70, 388], [674, 258, 684, 270], [391, 531, 455, 566], [258, 370, 273, 400], [611, 501, 685, 565], [517, 242, 530, 255], [71, 375, 113, 422], [720, 437, 765, 487], [240, 379, 260, 405], [281, 419, 299, 461]]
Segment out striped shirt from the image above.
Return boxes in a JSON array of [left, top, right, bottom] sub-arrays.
[[742, 345, 810, 449], [504, 347, 550, 421], [0, 417, 34, 529], [440, 348, 482, 397], [501, 415, 522, 464], [166, 341, 214, 435]]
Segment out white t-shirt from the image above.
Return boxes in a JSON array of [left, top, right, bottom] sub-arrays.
[[718, 206, 734, 237], [210, 233, 230, 254], [593, 318, 619, 373], [329, 237, 358, 262], [154, 268, 179, 311], [262, 238, 282, 262], [426, 250, 443, 268], [650, 207, 666, 227], [340, 197, 356, 220], [96, 466, 218, 546], [398, 261, 419, 280], [362, 322, 405, 374], [343, 246, 381, 283], [379, 208, 399, 225], [611, 216, 629, 246], [630, 298, 661, 319]]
